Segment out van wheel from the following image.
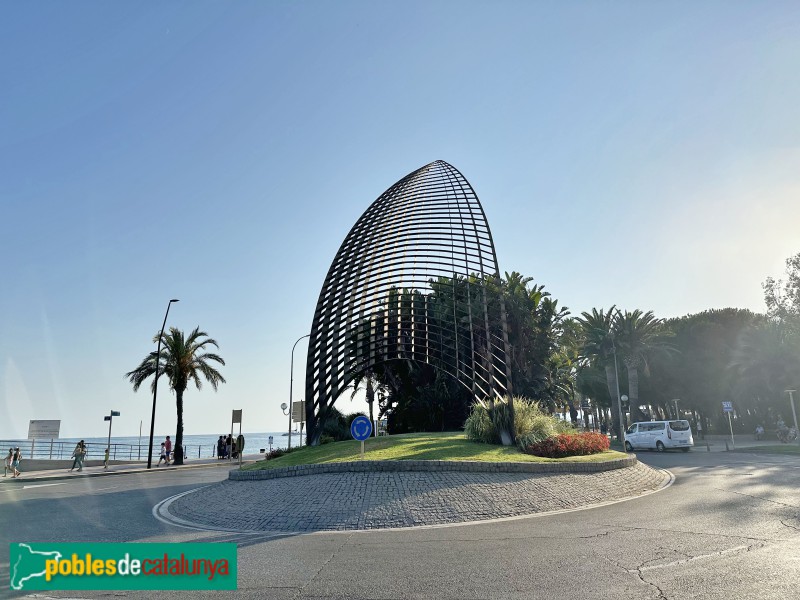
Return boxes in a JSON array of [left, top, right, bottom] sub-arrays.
[[625, 442, 633, 452], [656, 441, 666, 452]]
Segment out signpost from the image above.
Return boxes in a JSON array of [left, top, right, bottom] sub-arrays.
[[268, 435, 274, 453], [786, 390, 799, 445], [104, 411, 121, 462], [291, 401, 305, 447], [722, 401, 735, 448], [350, 415, 372, 459], [27, 420, 60, 459]]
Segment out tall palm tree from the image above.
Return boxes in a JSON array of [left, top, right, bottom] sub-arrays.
[[614, 310, 675, 422], [350, 370, 385, 434], [576, 307, 622, 440], [126, 326, 226, 465]]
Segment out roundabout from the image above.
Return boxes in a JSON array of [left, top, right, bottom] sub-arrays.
[[154, 459, 671, 534]]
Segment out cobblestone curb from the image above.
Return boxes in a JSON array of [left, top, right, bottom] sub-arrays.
[[229, 455, 638, 480], [166, 461, 667, 533]]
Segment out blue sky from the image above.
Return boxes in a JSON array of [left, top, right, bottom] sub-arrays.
[[2, 1, 799, 439]]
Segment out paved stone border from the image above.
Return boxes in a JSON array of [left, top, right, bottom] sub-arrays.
[[229, 455, 638, 480], [165, 461, 668, 533]]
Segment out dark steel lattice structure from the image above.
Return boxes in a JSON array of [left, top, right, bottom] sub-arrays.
[[305, 160, 512, 444]]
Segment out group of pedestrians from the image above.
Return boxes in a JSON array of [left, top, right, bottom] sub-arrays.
[[157, 435, 173, 466], [68, 440, 87, 472], [216, 434, 238, 459], [4, 447, 21, 478]]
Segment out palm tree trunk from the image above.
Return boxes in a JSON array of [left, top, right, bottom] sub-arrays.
[[366, 379, 375, 437], [174, 390, 185, 465], [626, 365, 647, 422], [604, 364, 621, 442]]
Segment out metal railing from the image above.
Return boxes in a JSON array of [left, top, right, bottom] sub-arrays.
[[0, 440, 221, 461]]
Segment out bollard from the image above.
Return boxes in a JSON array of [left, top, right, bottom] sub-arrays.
[[725, 440, 729, 451], [706, 441, 710, 452]]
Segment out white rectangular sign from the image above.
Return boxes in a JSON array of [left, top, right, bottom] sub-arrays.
[[292, 401, 304, 423], [27, 420, 61, 439]]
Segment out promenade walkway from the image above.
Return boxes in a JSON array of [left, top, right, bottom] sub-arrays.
[[0, 454, 263, 482]]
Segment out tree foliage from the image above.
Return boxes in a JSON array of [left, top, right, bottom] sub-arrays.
[[125, 326, 225, 464]]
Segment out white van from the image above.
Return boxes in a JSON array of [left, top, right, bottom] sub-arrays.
[[625, 420, 694, 452]]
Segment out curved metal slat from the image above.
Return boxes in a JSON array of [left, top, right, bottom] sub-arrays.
[[305, 160, 512, 443]]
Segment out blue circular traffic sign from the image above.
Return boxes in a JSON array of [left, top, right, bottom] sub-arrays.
[[350, 416, 372, 441]]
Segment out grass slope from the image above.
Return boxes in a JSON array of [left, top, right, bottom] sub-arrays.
[[243, 432, 626, 471]]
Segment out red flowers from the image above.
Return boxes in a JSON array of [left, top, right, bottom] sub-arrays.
[[522, 432, 610, 458]]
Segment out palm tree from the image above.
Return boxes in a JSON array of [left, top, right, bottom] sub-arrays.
[[614, 310, 675, 422], [576, 307, 622, 440], [126, 326, 226, 465], [350, 370, 385, 434]]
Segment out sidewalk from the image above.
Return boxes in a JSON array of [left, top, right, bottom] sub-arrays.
[[691, 434, 799, 452], [0, 454, 263, 483]]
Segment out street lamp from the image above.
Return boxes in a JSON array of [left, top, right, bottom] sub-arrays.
[[672, 399, 680, 419], [611, 338, 626, 450], [147, 299, 179, 469], [288, 334, 310, 450], [104, 410, 121, 464], [281, 402, 290, 448], [786, 390, 799, 443]]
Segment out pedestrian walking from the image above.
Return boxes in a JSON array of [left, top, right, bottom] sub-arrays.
[[157, 442, 168, 467], [164, 436, 172, 463], [104, 447, 110, 470], [68, 441, 86, 472], [217, 436, 224, 459], [4, 448, 12, 477], [696, 419, 704, 440], [11, 447, 22, 478]]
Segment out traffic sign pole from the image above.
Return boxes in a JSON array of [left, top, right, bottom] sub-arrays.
[[350, 416, 372, 460], [105, 411, 120, 463], [727, 413, 735, 448], [722, 402, 735, 448]]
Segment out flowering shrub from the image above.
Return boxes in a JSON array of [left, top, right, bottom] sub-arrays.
[[522, 432, 610, 458]]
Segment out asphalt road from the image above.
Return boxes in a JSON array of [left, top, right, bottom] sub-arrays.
[[2, 451, 799, 599]]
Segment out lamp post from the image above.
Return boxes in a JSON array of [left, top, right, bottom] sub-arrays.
[[786, 390, 799, 443], [147, 299, 179, 469], [281, 402, 290, 448], [288, 334, 310, 450], [104, 410, 120, 460], [611, 338, 626, 450], [672, 399, 680, 419]]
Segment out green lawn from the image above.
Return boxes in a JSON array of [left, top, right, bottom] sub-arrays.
[[733, 444, 800, 455], [243, 432, 626, 471]]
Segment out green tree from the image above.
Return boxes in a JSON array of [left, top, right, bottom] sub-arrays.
[[576, 307, 623, 440], [613, 309, 675, 422], [730, 321, 800, 420], [126, 327, 226, 465], [763, 251, 800, 328]]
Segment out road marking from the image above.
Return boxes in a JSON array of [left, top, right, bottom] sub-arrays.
[[22, 483, 67, 489], [92, 485, 119, 492], [634, 544, 754, 572]]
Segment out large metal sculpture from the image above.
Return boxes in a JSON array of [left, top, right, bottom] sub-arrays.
[[305, 160, 512, 444]]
